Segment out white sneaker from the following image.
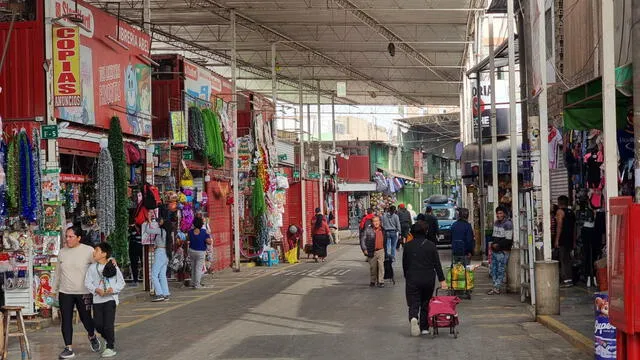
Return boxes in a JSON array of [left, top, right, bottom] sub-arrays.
[[101, 348, 117, 358], [410, 318, 420, 337], [421, 330, 429, 336]]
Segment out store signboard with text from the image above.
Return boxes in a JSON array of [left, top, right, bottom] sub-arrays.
[[53, 26, 81, 107], [471, 79, 521, 139], [52, 0, 152, 137]]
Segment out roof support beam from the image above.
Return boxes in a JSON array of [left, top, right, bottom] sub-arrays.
[[332, 0, 457, 83]]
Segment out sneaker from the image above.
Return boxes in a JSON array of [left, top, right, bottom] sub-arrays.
[[560, 281, 574, 288], [487, 288, 501, 295], [101, 348, 117, 358], [421, 330, 430, 336], [163, 295, 170, 301], [151, 295, 166, 302], [410, 318, 420, 337], [89, 335, 102, 352], [369, 282, 376, 287], [59, 347, 75, 359], [377, 283, 385, 288]]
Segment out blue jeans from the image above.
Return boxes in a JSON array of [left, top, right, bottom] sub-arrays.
[[386, 231, 398, 259], [152, 248, 170, 296], [490, 251, 509, 289]]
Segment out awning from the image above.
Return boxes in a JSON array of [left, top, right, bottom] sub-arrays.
[[377, 167, 420, 183], [563, 63, 632, 130]]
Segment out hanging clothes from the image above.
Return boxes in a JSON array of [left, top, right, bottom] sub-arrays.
[[188, 107, 205, 152], [97, 147, 116, 238]]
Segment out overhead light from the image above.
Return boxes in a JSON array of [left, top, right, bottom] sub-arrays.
[[388, 42, 396, 57]]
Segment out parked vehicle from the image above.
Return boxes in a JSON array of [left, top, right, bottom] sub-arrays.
[[424, 195, 456, 246]]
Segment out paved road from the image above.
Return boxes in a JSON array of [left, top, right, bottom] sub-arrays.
[[20, 239, 589, 360]]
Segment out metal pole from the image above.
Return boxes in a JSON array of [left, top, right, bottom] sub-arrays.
[[299, 68, 307, 247], [271, 42, 278, 139], [536, 0, 552, 261], [602, 0, 618, 246], [143, 0, 151, 33], [231, 10, 241, 272], [489, 16, 499, 210], [633, 0, 640, 202], [318, 80, 324, 213], [332, 95, 337, 229], [476, 72, 486, 258], [507, 0, 520, 251]]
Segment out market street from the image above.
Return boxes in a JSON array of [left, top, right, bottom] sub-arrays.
[[17, 239, 588, 360]]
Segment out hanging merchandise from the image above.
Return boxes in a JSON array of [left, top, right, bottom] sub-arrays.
[[97, 146, 116, 238], [0, 141, 7, 227], [202, 109, 225, 168], [216, 99, 234, 150], [17, 131, 37, 222], [188, 107, 205, 152], [7, 136, 18, 211], [108, 117, 129, 266], [31, 129, 43, 224], [181, 162, 194, 188], [237, 136, 253, 171], [251, 176, 266, 219]]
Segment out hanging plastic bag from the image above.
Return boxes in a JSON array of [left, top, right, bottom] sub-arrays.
[[285, 248, 298, 264], [180, 161, 194, 188], [276, 174, 289, 189]]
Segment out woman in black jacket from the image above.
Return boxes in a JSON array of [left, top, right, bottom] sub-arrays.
[[402, 222, 447, 337]]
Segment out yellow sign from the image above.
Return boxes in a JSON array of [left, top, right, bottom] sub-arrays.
[[170, 111, 187, 145], [53, 26, 81, 107]]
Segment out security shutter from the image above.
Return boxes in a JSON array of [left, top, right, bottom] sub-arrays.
[[550, 151, 569, 204]]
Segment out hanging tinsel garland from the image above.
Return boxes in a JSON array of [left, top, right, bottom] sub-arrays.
[[97, 146, 115, 238], [0, 141, 7, 225], [108, 117, 129, 266], [7, 137, 18, 211], [31, 128, 43, 225], [188, 106, 205, 152], [18, 131, 36, 222], [202, 109, 224, 168]]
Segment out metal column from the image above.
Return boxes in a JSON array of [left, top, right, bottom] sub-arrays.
[[634, 0, 640, 202], [602, 0, 618, 249], [271, 43, 278, 139], [332, 95, 337, 229], [318, 80, 324, 213], [299, 69, 307, 247], [536, 0, 552, 261], [476, 73, 486, 258], [143, 0, 151, 33], [489, 16, 499, 210], [231, 10, 241, 271]]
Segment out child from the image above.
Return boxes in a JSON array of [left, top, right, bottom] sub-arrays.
[[84, 243, 125, 358]]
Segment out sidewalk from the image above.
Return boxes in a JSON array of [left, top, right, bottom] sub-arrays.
[[537, 284, 596, 356]]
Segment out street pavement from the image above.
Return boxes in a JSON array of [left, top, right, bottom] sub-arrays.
[[16, 238, 590, 360]]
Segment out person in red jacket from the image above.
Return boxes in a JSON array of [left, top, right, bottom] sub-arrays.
[[311, 213, 332, 262]]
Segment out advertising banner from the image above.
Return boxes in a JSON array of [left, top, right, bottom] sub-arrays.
[[53, 26, 81, 107], [52, 0, 152, 137], [471, 79, 521, 139]]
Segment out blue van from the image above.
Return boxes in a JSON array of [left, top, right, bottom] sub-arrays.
[[423, 195, 456, 246]]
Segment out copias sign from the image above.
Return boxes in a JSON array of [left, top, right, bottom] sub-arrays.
[[53, 26, 81, 108]]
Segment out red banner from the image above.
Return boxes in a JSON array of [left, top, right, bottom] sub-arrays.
[[52, 0, 152, 137]]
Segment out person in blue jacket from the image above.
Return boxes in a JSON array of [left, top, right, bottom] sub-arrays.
[[450, 208, 474, 265]]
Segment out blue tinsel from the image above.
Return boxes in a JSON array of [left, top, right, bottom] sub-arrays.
[[18, 132, 37, 222]]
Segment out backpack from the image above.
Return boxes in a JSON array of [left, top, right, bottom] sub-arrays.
[[124, 142, 143, 165], [134, 202, 148, 226], [144, 183, 162, 209]]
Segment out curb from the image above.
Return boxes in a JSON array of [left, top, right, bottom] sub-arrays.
[[537, 315, 592, 356]]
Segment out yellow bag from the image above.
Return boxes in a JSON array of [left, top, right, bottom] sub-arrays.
[[446, 264, 475, 290], [285, 248, 298, 264]]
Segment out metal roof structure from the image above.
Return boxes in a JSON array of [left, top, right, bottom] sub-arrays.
[[87, 0, 486, 106]]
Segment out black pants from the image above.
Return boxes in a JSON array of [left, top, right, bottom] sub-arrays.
[[93, 301, 117, 350], [581, 227, 602, 278], [559, 246, 573, 282], [59, 293, 95, 346], [129, 241, 143, 282], [406, 280, 435, 331]]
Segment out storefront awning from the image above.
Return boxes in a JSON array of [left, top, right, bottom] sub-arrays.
[[377, 167, 420, 183], [563, 64, 632, 130]]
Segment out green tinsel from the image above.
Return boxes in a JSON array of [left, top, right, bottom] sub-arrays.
[[251, 177, 266, 219], [202, 109, 224, 168], [108, 117, 129, 266], [7, 138, 18, 210]]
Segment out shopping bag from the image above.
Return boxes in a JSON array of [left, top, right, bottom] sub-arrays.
[[446, 264, 474, 290], [285, 248, 298, 264]]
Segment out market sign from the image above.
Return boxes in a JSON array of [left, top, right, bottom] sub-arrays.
[[183, 150, 194, 160], [52, 0, 152, 137], [53, 26, 81, 108], [41, 125, 59, 139]]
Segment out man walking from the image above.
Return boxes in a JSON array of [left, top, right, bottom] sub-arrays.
[[397, 204, 412, 248], [381, 206, 401, 260], [360, 216, 386, 287], [424, 206, 439, 244], [450, 208, 474, 265], [555, 195, 576, 287], [488, 206, 514, 295]]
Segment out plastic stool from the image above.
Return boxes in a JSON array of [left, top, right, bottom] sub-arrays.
[[1, 306, 31, 360]]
